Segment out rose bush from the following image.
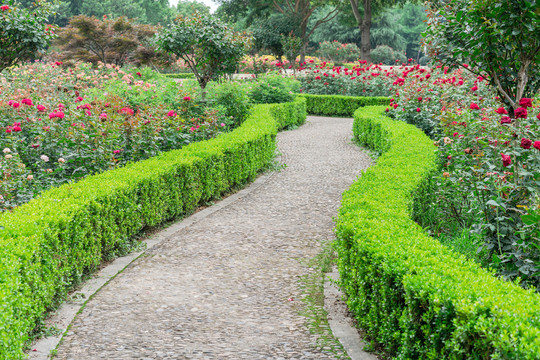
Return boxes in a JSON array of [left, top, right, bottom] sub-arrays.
[[0, 61, 228, 211]]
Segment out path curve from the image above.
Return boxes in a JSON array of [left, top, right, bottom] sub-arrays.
[[54, 116, 372, 359]]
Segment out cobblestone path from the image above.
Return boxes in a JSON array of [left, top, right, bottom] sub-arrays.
[[55, 116, 372, 360]]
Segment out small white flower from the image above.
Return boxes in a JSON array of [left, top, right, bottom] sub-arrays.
[[58, 158, 65, 163], [27, 175, 33, 180], [40, 155, 49, 162], [3, 148, 10, 154], [5, 154, 12, 160]]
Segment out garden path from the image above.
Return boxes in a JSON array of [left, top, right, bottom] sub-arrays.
[[54, 115, 372, 360]]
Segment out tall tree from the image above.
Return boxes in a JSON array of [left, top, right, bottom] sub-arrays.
[[349, 0, 415, 62], [218, 0, 343, 62]]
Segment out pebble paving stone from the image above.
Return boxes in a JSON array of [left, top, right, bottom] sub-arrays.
[[55, 115, 372, 359]]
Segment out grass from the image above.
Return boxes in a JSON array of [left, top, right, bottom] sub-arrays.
[[297, 240, 350, 359]]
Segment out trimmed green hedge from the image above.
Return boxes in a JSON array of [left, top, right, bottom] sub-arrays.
[[298, 94, 388, 117], [336, 106, 540, 359], [0, 98, 306, 359], [163, 73, 195, 79]]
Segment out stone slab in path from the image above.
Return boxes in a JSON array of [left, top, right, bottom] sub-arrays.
[[50, 115, 373, 359]]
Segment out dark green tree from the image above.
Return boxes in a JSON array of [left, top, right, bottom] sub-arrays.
[[251, 14, 298, 59]]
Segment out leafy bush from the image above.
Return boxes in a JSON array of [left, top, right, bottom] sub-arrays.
[[336, 105, 540, 359], [0, 97, 307, 359], [0, 1, 56, 73], [248, 73, 299, 104], [370, 45, 407, 65], [316, 40, 361, 63], [207, 81, 251, 128]]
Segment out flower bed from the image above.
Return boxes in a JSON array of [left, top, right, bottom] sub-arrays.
[[0, 62, 227, 211], [335, 105, 540, 359], [0, 97, 306, 359]]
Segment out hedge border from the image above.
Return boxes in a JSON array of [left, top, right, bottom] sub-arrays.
[[336, 105, 540, 359], [298, 94, 388, 117], [0, 98, 306, 359]]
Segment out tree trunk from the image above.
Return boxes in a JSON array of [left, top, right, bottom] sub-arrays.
[[360, 0, 371, 63]]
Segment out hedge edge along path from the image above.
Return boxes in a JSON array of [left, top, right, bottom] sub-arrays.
[[335, 105, 540, 359], [0, 98, 307, 359], [298, 94, 388, 117]]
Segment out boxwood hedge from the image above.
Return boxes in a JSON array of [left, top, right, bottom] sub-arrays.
[[336, 105, 540, 359], [0, 98, 306, 359], [298, 94, 388, 117]]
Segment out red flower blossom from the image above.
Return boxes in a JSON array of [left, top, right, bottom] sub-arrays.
[[183, 96, 191, 101], [500, 116, 512, 124], [136, 72, 142, 77], [495, 107, 507, 114], [119, 107, 134, 115], [21, 98, 33, 106], [519, 98, 533, 108], [37, 105, 46, 112], [470, 103, 480, 110], [418, 97, 422, 102], [1, 5, 9, 10], [515, 107, 528, 119], [534, 141, 540, 150], [416, 108, 421, 112], [12, 102, 20, 109], [471, 85, 478, 91], [521, 138, 532, 149], [167, 110, 177, 117], [501, 153, 511, 167]]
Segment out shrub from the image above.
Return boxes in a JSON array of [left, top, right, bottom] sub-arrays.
[[207, 81, 251, 127], [336, 105, 540, 359], [316, 40, 361, 63], [0, 97, 307, 359], [248, 73, 299, 104], [370, 45, 407, 65], [299, 94, 388, 117], [0, 0, 56, 73]]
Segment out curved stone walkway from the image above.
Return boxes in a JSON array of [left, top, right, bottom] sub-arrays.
[[54, 116, 372, 360]]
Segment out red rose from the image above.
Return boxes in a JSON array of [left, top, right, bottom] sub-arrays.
[[183, 96, 191, 101], [470, 103, 480, 110], [515, 107, 528, 119], [136, 72, 142, 77], [416, 107, 421, 112], [471, 85, 478, 91], [534, 141, 540, 150], [521, 138, 532, 149], [418, 97, 422, 102], [495, 107, 508, 114], [519, 98, 532, 108], [500, 116, 512, 124], [22, 98, 33, 106], [1, 5, 9, 11], [37, 105, 46, 112], [501, 153, 511, 167]]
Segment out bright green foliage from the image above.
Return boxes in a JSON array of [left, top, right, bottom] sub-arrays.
[[0, 97, 306, 358], [335, 106, 540, 358], [424, 0, 540, 110], [0, 0, 56, 73], [299, 94, 388, 116], [249, 74, 300, 104], [155, 12, 252, 98]]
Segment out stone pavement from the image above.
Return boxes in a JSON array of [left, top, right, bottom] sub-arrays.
[[54, 115, 372, 360]]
